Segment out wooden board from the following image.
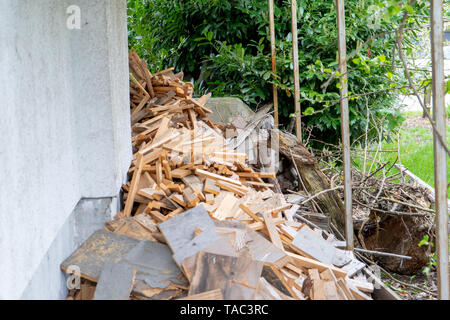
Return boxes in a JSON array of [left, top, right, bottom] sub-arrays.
[[60, 230, 140, 282], [291, 225, 336, 265], [181, 237, 237, 281], [286, 251, 348, 279], [124, 152, 144, 217], [213, 220, 289, 268], [93, 262, 136, 300], [189, 252, 263, 300], [213, 193, 238, 220], [262, 211, 284, 250], [178, 289, 224, 300], [254, 277, 294, 300], [118, 240, 187, 291], [158, 204, 220, 267]]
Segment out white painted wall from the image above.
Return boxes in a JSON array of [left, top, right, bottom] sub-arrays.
[[0, 0, 131, 299]]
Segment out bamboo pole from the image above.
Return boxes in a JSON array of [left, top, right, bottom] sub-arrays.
[[430, 0, 449, 300], [268, 0, 279, 127], [290, 0, 301, 141], [336, 0, 353, 251]]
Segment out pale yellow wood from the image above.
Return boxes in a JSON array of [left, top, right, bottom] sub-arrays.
[[123, 153, 145, 217], [262, 211, 284, 251]]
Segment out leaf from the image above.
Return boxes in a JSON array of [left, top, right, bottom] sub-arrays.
[[378, 54, 386, 63], [303, 107, 315, 116], [446, 80, 450, 94], [405, 4, 414, 15], [262, 71, 271, 81], [352, 58, 360, 65]]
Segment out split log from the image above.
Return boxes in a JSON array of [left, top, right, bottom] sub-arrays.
[[272, 129, 346, 232]]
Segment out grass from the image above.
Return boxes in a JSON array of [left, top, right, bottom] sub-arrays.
[[354, 111, 450, 196]]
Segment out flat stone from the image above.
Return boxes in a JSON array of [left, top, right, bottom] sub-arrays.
[[205, 97, 254, 124]]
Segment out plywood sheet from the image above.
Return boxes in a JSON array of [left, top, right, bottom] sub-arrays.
[[93, 262, 136, 300], [189, 252, 263, 300], [60, 230, 140, 282]]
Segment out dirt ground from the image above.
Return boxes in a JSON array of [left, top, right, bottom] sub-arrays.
[[379, 112, 445, 300], [382, 270, 438, 300]]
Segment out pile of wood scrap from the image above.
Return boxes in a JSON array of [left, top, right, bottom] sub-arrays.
[[60, 50, 383, 300]]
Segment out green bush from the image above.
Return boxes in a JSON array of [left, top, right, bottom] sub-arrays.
[[127, 0, 429, 146]]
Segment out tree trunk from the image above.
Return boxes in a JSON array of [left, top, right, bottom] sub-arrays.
[[271, 129, 346, 232]]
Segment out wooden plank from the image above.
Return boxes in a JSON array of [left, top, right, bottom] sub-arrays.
[[162, 160, 172, 180], [181, 174, 204, 192], [153, 116, 170, 141], [139, 131, 180, 156], [213, 220, 289, 268], [187, 108, 198, 130], [216, 180, 248, 197], [93, 262, 136, 300], [362, 267, 401, 300], [171, 193, 186, 207], [286, 251, 348, 279], [119, 240, 188, 294], [290, 225, 336, 265], [60, 230, 140, 282], [77, 283, 94, 300], [262, 211, 284, 250], [183, 187, 199, 208], [260, 265, 294, 298], [204, 178, 220, 195], [239, 204, 262, 222], [155, 158, 163, 185], [320, 268, 348, 300], [205, 193, 215, 204], [178, 289, 224, 300], [236, 172, 276, 179], [123, 153, 144, 217], [195, 169, 242, 186], [189, 252, 263, 300], [158, 205, 220, 267], [171, 168, 191, 179], [213, 193, 238, 220], [108, 217, 157, 242], [337, 278, 355, 300], [348, 283, 373, 300], [181, 237, 237, 282], [254, 277, 293, 300], [346, 278, 374, 293]]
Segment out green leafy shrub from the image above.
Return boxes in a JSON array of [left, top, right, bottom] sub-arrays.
[[127, 0, 429, 146]]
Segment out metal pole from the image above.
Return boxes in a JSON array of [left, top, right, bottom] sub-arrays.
[[290, 0, 301, 141], [336, 0, 353, 251], [268, 0, 279, 127], [430, 0, 449, 300]]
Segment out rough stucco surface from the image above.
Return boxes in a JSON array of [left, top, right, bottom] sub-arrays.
[[0, 0, 130, 299], [70, 0, 132, 198], [21, 198, 117, 300]]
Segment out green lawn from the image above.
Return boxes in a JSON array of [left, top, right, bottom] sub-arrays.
[[354, 112, 450, 195]]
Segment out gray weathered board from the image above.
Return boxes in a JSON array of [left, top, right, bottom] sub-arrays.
[[189, 251, 263, 300], [158, 204, 220, 266], [291, 225, 350, 267], [60, 229, 140, 282], [181, 237, 237, 281], [181, 174, 204, 192], [119, 240, 187, 289], [93, 262, 136, 300], [213, 220, 289, 267]]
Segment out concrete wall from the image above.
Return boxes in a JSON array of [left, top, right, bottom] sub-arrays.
[[0, 0, 131, 299]]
